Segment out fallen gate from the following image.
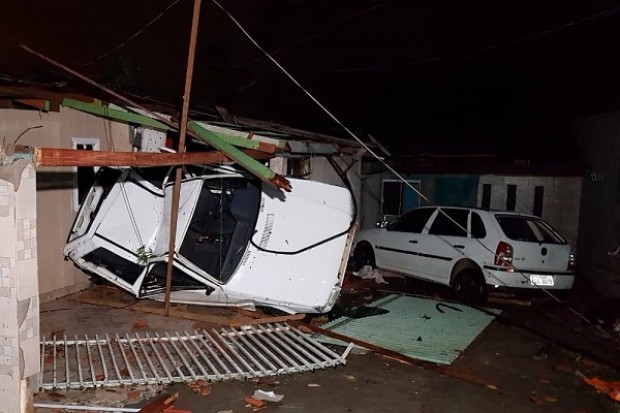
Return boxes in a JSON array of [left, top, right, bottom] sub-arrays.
[[40, 323, 352, 390]]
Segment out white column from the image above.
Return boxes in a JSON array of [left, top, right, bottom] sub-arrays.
[[0, 162, 39, 413]]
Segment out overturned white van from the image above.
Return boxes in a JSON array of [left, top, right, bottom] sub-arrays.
[[64, 165, 355, 314]]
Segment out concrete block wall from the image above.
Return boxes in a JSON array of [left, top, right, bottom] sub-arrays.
[[0, 163, 39, 413]]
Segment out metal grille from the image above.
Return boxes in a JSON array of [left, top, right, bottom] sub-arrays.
[[40, 323, 352, 390]]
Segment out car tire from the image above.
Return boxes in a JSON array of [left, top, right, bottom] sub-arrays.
[[453, 269, 486, 305], [349, 242, 376, 271]]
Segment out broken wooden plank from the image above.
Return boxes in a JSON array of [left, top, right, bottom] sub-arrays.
[[70, 289, 252, 326], [62, 98, 279, 154], [188, 121, 291, 191], [139, 393, 178, 413], [21, 45, 290, 191], [34, 147, 271, 167], [13, 98, 50, 112]]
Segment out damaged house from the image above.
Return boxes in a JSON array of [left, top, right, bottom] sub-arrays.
[[0, 92, 363, 312]]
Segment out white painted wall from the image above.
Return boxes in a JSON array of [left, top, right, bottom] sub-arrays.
[[477, 175, 582, 246], [0, 107, 130, 301]]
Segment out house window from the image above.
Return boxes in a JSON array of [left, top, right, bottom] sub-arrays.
[[381, 179, 420, 217], [481, 184, 492, 208], [506, 184, 517, 211], [533, 186, 544, 217], [287, 158, 311, 178], [72, 138, 100, 212]]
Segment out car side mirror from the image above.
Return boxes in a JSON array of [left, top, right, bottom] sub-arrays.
[[376, 220, 389, 229]]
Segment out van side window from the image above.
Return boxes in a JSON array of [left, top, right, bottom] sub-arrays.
[[428, 209, 468, 237], [390, 208, 434, 233], [471, 212, 487, 238]]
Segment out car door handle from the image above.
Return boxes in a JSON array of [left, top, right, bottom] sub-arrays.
[[453, 244, 465, 249], [409, 240, 418, 244]]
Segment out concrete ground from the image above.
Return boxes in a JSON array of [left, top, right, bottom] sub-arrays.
[[36, 281, 620, 413]]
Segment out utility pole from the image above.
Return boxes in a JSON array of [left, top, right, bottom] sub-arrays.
[[164, 0, 202, 315]]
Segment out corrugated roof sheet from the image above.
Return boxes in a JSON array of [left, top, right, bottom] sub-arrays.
[[318, 294, 497, 365]]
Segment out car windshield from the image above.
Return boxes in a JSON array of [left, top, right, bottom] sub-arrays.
[[179, 177, 261, 282], [495, 215, 565, 244]]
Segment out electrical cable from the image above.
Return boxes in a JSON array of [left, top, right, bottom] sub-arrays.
[[211, 0, 606, 334], [82, 0, 183, 66]]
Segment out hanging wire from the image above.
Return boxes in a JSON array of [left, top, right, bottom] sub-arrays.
[[82, 0, 183, 66], [210, 0, 606, 331]]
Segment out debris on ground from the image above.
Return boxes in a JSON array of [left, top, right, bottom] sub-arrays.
[[138, 393, 178, 413], [576, 371, 620, 401], [252, 390, 284, 403], [132, 320, 150, 330], [530, 392, 558, 404], [353, 265, 388, 284], [187, 380, 211, 396], [252, 378, 280, 387], [36, 385, 164, 410], [244, 396, 267, 409]]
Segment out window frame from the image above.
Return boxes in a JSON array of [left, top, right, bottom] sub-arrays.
[[380, 179, 421, 217], [427, 208, 470, 238], [72, 137, 100, 212]]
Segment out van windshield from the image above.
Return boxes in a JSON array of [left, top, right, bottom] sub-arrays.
[[495, 215, 565, 244]]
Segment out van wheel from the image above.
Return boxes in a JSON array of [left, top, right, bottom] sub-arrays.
[[349, 243, 376, 271], [453, 269, 486, 305]]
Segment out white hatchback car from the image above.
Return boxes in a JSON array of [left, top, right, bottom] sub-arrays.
[[351, 206, 575, 302], [64, 165, 355, 314]]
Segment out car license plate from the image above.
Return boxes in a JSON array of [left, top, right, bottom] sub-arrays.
[[530, 275, 554, 286]]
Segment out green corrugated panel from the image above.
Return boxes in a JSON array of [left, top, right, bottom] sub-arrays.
[[318, 294, 497, 365]]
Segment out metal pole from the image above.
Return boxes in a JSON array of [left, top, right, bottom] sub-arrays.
[[164, 0, 202, 315]]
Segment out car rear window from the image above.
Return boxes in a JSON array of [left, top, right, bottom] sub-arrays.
[[495, 215, 565, 244]]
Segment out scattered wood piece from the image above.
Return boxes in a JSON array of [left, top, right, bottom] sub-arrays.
[[244, 396, 266, 409], [530, 392, 558, 404], [139, 393, 178, 413], [252, 377, 280, 387], [70, 287, 246, 326], [201, 387, 212, 397], [163, 408, 192, 413], [133, 320, 150, 330], [50, 329, 65, 338]]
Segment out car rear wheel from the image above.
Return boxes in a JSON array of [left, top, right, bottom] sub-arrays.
[[453, 269, 486, 305], [349, 242, 376, 271]]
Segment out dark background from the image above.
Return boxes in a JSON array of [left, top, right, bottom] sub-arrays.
[[2, 0, 620, 156]]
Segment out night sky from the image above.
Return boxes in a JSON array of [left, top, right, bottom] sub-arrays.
[[2, 0, 620, 155]]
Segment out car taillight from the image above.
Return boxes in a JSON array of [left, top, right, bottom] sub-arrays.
[[495, 241, 513, 266], [567, 251, 576, 271]]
